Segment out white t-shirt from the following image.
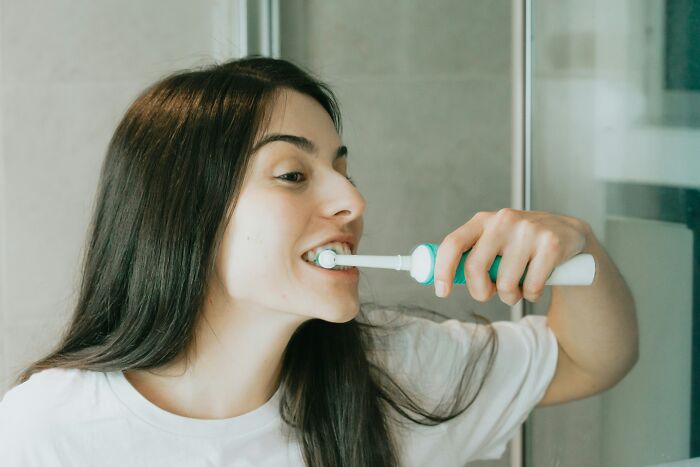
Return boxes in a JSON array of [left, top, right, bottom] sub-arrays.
[[0, 308, 558, 466]]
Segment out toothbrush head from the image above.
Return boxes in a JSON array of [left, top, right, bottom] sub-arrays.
[[316, 249, 337, 269]]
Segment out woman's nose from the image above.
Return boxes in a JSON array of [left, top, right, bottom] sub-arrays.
[[326, 176, 365, 220]]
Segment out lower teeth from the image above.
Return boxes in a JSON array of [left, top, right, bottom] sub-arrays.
[[303, 260, 352, 271]]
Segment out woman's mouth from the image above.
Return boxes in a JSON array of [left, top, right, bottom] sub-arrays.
[[300, 242, 359, 279], [301, 242, 354, 270]]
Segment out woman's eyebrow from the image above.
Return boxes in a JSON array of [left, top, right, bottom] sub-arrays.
[[252, 133, 348, 160]]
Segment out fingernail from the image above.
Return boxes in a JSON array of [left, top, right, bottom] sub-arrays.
[[435, 281, 448, 297]]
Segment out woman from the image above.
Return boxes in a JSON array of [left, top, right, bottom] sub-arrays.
[[0, 56, 638, 466]]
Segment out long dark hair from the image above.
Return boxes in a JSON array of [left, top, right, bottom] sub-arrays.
[[13, 56, 497, 467]]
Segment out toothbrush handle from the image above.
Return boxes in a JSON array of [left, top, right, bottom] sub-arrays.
[[425, 243, 595, 286]]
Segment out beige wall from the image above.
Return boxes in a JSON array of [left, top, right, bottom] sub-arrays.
[[281, 0, 515, 324], [0, 0, 241, 395]]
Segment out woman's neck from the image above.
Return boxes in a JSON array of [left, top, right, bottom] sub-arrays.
[[124, 300, 306, 419]]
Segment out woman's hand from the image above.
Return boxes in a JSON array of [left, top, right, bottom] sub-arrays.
[[433, 208, 591, 304]]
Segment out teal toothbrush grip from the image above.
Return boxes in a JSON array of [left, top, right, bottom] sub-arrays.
[[421, 243, 529, 286]]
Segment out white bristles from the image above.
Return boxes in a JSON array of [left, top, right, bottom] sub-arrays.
[[317, 250, 337, 268]]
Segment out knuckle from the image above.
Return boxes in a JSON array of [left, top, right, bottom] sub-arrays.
[[496, 208, 517, 222], [472, 211, 489, 221], [465, 258, 482, 276], [521, 218, 537, 233], [442, 234, 460, 251], [497, 277, 518, 292], [541, 231, 561, 252]]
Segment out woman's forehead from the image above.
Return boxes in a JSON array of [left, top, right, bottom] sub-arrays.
[[267, 90, 335, 132], [258, 91, 342, 151]]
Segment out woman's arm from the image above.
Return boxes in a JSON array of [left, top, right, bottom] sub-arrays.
[[538, 225, 639, 406], [431, 209, 640, 406]]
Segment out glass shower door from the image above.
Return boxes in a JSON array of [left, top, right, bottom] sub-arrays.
[[525, 1, 700, 466]]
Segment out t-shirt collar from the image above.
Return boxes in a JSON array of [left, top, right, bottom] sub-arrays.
[[104, 370, 282, 437]]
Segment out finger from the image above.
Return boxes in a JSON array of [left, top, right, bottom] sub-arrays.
[[433, 215, 485, 297], [463, 236, 500, 302], [521, 245, 559, 302], [496, 243, 531, 306]]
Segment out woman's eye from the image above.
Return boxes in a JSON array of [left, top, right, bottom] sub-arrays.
[[277, 172, 356, 187], [277, 172, 306, 183]]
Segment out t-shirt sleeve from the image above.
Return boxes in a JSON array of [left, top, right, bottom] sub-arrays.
[[364, 308, 558, 463], [452, 314, 558, 461], [0, 369, 83, 466], [0, 385, 45, 465]]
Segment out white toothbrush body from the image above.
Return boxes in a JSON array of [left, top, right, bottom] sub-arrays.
[[317, 243, 595, 286]]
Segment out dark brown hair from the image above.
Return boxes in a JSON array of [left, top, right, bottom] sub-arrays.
[[14, 56, 497, 467]]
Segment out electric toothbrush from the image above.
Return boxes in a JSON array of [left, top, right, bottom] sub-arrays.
[[316, 243, 595, 286]]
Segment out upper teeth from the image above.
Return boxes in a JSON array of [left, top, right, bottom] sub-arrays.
[[303, 242, 352, 262]]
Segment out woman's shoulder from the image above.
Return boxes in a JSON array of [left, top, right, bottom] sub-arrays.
[[2, 367, 96, 401], [0, 368, 103, 427], [357, 304, 555, 397], [357, 303, 490, 351], [358, 303, 550, 346], [357, 305, 489, 378], [0, 368, 114, 461]]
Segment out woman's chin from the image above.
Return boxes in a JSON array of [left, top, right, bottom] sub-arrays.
[[314, 300, 360, 323]]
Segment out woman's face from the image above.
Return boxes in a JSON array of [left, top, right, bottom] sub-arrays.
[[214, 89, 366, 324]]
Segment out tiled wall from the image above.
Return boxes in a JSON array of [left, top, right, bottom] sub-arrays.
[[281, 0, 515, 326], [0, 0, 239, 395]]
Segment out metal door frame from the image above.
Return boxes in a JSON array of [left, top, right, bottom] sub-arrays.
[[511, 1, 533, 466], [236, 0, 280, 58]]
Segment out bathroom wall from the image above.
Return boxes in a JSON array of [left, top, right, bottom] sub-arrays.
[[0, 0, 241, 395], [280, 0, 515, 325]]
